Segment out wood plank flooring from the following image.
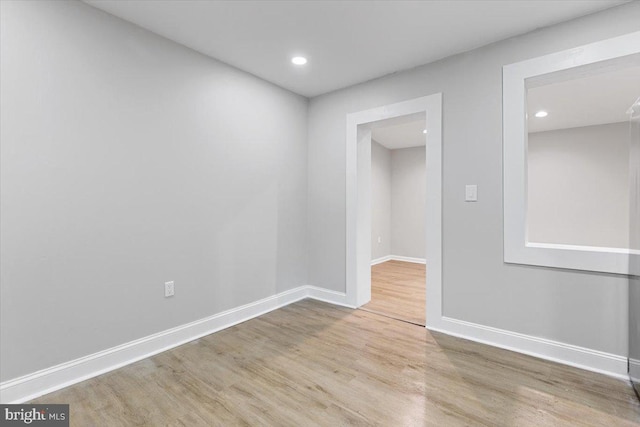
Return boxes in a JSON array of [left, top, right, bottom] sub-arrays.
[[32, 299, 640, 426], [361, 260, 426, 325]]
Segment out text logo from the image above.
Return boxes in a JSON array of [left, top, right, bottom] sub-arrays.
[[0, 405, 69, 426]]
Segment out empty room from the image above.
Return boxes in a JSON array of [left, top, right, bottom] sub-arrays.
[[1, 1, 640, 426]]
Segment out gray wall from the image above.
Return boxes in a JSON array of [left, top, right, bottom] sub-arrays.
[[371, 140, 391, 260], [371, 143, 426, 261], [0, 0, 308, 381], [307, 2, 640, 356], [391, 146, 426, 259], [528, 122, 631, 249]]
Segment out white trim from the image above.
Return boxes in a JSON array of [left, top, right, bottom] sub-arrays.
[[428, 316, 628, 380], [503, 31, 640, 275], [2, 283, 628, 403], [389, 255, 426, 264], [346, 94, 443, 329], [630, 358, 640, 383], [526, 242, 640, 256], [0, 285, 353, 404], [307, 286, 355, 309], [371, 255, 392, 266], [371, 255, 426, 265]]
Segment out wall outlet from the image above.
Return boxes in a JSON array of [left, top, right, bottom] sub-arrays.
[[377, 236, 382, 244], [164, 281, 175, 297]]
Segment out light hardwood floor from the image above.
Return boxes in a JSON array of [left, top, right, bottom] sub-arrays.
[[361, 260, 426, 325], [32, 299, 639, 426]]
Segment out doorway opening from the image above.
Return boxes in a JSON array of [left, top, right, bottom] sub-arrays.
[[345, 94, 442, 329], [359, 114, 427, 325]]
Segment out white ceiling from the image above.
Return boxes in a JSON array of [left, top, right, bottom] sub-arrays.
[[371, 114, 426, 150], [84, 0, 628, 97], [527, 64, 640, 133]]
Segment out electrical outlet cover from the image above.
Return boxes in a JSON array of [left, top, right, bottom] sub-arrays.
[[165, 281, 175, 297]]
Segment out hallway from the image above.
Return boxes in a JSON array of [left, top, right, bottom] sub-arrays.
[[361, 260, 426, 325]]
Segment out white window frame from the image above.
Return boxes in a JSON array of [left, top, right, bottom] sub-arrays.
[[503, 31, 640, 275]]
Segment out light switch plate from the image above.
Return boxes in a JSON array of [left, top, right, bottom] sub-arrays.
[[465, 185, 478, 202]]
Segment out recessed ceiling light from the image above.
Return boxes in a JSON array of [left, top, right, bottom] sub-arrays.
[[291, 56, 307, 65], [534, 110, 548, 118], [422, 129, 427, 134]]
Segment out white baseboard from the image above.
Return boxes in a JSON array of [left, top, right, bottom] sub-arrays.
[[371, 255, 391, 265], [389, 255, 426, 264], [1, 285, 352, 404], [307, 286, 355, 309], [629, 358, 640, 383], [428, 316, 629, 380], [371, 255, 426, 265], [2, 284, 629, 403]]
